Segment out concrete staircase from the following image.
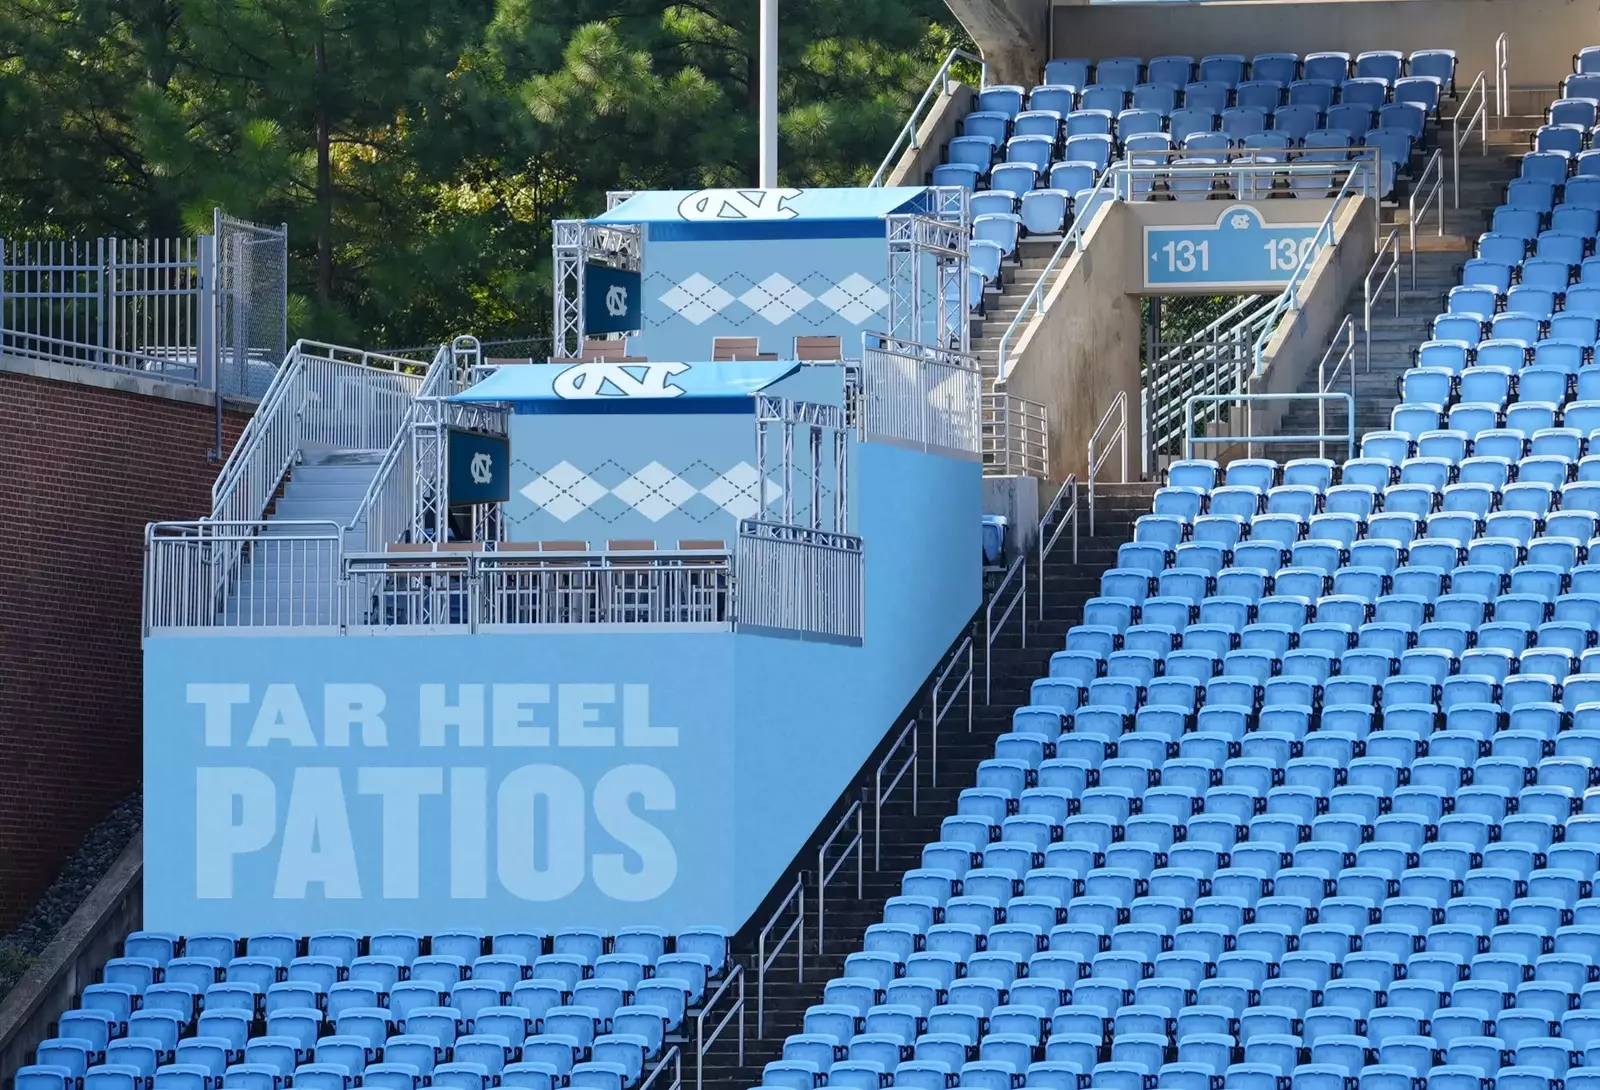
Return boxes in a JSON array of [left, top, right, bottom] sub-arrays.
[[699, 486, 1159, 1090], [222, 450, 382, 625], [972, 236, 1062, 386], [1278, 111, 1542, 456]]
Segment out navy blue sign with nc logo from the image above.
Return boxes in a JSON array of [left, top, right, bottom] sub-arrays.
[[584, 263, 642, 335], [1144, 204, 1325, 290], [448, 428, 511, 504]]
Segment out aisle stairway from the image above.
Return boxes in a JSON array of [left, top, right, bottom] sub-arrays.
[[699, 485, 1159, 1090], [973, 237, 1062, 385], [1278, 111, 1542, 454], [222, 450, 382, 625]]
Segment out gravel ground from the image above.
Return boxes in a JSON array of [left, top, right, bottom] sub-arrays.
[[0, 794, 141, 1002]]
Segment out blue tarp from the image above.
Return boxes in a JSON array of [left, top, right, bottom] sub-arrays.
[[593, 187, 930, 226], [448, 360, 800, 405]]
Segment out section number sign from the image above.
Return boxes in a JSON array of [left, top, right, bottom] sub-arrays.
[[1144, 204, 1325, 290]]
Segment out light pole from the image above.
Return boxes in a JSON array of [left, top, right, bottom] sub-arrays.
[[759, 0, 778, 187]]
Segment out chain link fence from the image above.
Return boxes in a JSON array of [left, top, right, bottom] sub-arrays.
[[214, 212, 288, 399]]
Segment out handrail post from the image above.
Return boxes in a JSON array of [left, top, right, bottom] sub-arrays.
[[757, 879, 804, 1038], [817, 800, 864, 954], [874, 721, 919, 867]]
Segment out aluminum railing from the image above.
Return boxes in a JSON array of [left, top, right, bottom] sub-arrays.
[[1183, 392, 1356, 461], [1147, 296, 1276, 461], [348, 341, 458, 554], [1364, 230, 1402, 373], [1087, 392, 1128, 537], [981, 391, 1048, 478], [817, 801, 863, 954], [860, 333, 982, 457], [645, 1047, 683, 1090], [1318, 317, 1358, 461], [694, 968, 744, 1090], [1250, 158, 1380, 377], [874, 721, 919, 867], [144, 521, 344, 632], [1408, 149, 1445, 288], [930, 637, 973, 787], [1452, 70, 1491, 209], [1496, 34, 1509, 118], [757, 878, 803, 1037], [870, 49, 987, 186], [984, 554, 1026, 702], [145, 542, 737, 634], [735, 521, 863, 641], [1037, 474, 1079, 619], [997, 153, 1382, 386], [211, 340, 426, 528]]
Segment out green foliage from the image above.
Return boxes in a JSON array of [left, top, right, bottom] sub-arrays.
[[0, 0, 967, 349]]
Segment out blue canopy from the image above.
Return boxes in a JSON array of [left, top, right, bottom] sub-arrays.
[[448, 360, 800, 407], [593, 187, 931, 238]]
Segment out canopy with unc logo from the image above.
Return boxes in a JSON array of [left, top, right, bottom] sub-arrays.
[[448, 360, 800, 406], [593, 186, 932, 230]]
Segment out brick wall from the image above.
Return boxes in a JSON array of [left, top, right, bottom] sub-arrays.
[[0, 366, 249, 928]]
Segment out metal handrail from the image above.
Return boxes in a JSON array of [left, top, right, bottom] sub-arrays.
[[994, 165, 1119, 386], [1408, 149, 1445, 288], [984, 554, 1026, 701], [817, 801, 863, 953], [870, 48, 987, 186], [694, 966, 745, 1090], [1183, 392, 1357, 460], [1037, 474, 1079, 620], [1318, 316, 1357, 460], [1148, 296, 1276, 460], [874, 721, 918, 867], [930, 637, 973, 787], [1087, 392, 1128, 537], [1250, 157, 1378, 376], [1496, 33, 1509, 118], [757, 878, 803, 1037], [347, 341, 455, 549], [643, 1045, 683, 1090], [1452, 70, 1490, 208], [1363, 230, 1401, 373]]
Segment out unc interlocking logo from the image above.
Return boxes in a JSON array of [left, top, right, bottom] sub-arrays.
[[469, 452, 494, 485], [1229, 213, 1254, 230], [605, 284, 629, 317], [552, 361, 691, 400], [677, 188, 802, 222]]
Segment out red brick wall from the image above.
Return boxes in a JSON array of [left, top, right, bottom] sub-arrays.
[[0, 369, 249, 928]]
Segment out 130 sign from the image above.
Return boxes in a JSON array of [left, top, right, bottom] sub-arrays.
[[1145, 205, 1325, 290]]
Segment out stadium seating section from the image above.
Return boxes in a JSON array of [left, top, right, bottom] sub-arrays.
[[18, 928, 729, 1090], [754, 46, 1600, 1090], [952, 50, 1458, 296]]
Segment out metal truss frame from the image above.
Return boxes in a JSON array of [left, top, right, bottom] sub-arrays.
[[551, 219, 643, 359], [755, 395, 851, 534]]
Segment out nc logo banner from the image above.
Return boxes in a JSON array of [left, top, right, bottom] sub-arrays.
[[143, 636, 738, 933], [676, 188, 802, 222], [583, 263, 642, 335], [447, 428, 510, 504], [552, 361, 690, 400]]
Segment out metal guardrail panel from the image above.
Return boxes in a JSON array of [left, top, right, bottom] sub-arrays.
[[735, 521, 864, 642]]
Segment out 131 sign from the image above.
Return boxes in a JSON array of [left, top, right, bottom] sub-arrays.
[[1144, 204, 1325, 291]]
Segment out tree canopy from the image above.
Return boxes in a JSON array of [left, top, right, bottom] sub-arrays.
[[0, 0, 967, 350]]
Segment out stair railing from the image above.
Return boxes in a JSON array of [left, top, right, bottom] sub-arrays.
[[347, 340, 457, 553], [1037, 474, 1079, 619], [1363, 230, 1401, 373], [984, 554, 1027, 701], [1408, 149, 1444, 288], [643, 1045, 683, 1090], [930, 637, 973, 786], [874, 721, 919, 867], [694, 967, 745, 1090], [817, 801, 863, 954], [1087, 391, 1128, 536], [1451, 70, 1490, 208], [1496, 33, 1509, 117], [757, 878, 804, 1037], [1318, 317, 1358, 460], [1147, 296, 1276, 464], [870, 48, 987, 186]]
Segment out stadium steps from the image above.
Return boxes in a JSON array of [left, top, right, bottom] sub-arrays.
[[223, 450, 382, 623], [971, 237, 1063, 385], [1274, 118, 1536, 460], [703, 485, 1155, 1090]]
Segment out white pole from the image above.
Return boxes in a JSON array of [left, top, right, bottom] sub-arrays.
[[759, 0, 778, 187]]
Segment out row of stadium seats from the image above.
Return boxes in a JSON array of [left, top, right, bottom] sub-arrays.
[[19, 929, 729, 1090]]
